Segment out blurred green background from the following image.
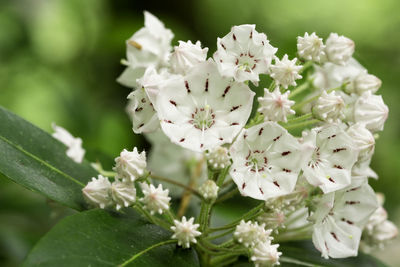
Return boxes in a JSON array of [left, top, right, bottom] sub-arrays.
[[0, 0, 399, 266]]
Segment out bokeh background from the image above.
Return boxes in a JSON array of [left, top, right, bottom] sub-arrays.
[[0, 0, 399, 266]]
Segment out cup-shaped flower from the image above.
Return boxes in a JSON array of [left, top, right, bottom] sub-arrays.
[[170, 40, 208, 75], [346, 123, 375, 162], [52, 123, 85, 163], [113, 148, 146, 182], [257, 87, 295, 123], [301, 125, 358, 193], [297, 32, 325, 62], [230, 122, 306, 200], [139, 183, 171, 215], [111, 180, 136, 210], [213, 24, 277, 85], [171, 216, 201, 248], [82, 175, 113, 209], [325, 33, 354, 66], [127, 87, 159, 134], [156, 60, 255, 152], [354, 91, 388, 132], [117, 11, 173, 88], [311, 180, 378, 259], [270, 55, 302, 89]]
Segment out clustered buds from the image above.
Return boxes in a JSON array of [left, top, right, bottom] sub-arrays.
[[76, 11, 396, 265]]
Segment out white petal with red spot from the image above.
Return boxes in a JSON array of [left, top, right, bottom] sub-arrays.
[[156, 60, 254, 152], [213, 24, 277, 85], [301, 125, 358, 193], [230, 122, 305, 200]]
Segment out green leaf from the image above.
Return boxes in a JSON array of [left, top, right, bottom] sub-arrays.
[[0, 106, 97, 210], [23, 209, 199, 267]]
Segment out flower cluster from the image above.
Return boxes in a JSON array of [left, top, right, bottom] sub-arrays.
[[75, 12, 396, 265]]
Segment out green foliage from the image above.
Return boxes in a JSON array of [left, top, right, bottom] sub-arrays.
[[23, 209, 199, 267], [0, 106, 97, 210]]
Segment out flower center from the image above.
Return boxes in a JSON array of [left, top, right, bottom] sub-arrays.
[[191, 105, 215, 130], [245, 150, 268, 172], [237, 53, 257, 72], [308, 147, 322, 169]]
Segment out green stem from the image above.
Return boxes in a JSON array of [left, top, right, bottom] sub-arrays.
[[283, 119, 321, 130], [133, 205, 170, 230], [216, 166, 230, 187], [205, 229, 235, 241], [289, 82, 310, 99], [280, 256, 318, 267], [118, 239, 177, 267], [209, 203, 264, 232], [285, 113, 313, 123], [150, 174, 202, 198], [215, 188, 239, 204], [299, 60, 313, 74]]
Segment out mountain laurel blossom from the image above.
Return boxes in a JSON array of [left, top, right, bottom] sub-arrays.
[[77, 11, 395, 265]]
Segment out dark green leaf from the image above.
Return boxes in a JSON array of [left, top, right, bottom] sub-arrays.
[[23, 209, 199, 267], [0, 106, 97, 210]]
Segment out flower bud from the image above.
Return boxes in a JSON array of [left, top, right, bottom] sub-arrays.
[[171, 216, 201, 248], [139, 183, 171, 215], [346, 123, 375, 161], [313, 91, 345, 123], [206, 146, 230, 170], [199, 180, 219, 200], [251, 242, 282, 267], [114, 148, 146, 182], [82, 175, 113, 209], [350, 73, 381, 95], [325, 33, 354, 65], [354, 91, 388, 132], [170, 40, 208, 75], [111, 180, 136, 210], [297, 32, 325, 62]]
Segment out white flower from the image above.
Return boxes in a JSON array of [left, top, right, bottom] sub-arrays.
[[313, 91, 345, 123], [82, 175, 112, 209], [234, 220, 273, 248], [313, 58, 366, 90], [325, 33, 355, 66], [301, 125, 358, 193], [213, 24, 277, 84], [230, 122, 306, 200], [297, 32, 325, 62], [347, 73, 381, 95], [111, 180, 136, 210], [346, 123, 375, 162], [113, 148, 146, 182], [136, 67, 172, 105], [251, 242, 282, 267], [117, 11, 173, 88], [199, 180, 219, 200], [170, 40, 208, 75], [127, 87, 159, 134], [206, 146, 231, 170], [311, 180, 378, 259], [171, 216, 201, 248], [270, 55, 302, 89], [257, 87, 295, 123], [156, 60, 255, 152], [139, 183, 171, 215], [52, 123, 85, 163], [354, 91, 388, 132]]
